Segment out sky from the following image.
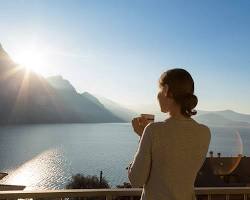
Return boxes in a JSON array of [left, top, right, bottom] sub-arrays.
[[1, 0, 250, 113]]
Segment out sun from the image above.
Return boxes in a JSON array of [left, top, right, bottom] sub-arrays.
[[12, 48, 46, 75]]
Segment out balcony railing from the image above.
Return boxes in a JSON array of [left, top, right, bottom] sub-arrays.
[[1, 187, 250, 200]]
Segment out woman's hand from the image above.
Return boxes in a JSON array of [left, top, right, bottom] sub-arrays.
[[132, 117, 150, 137]]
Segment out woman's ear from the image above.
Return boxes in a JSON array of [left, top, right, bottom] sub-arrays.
[[163, 84, 169, 97]]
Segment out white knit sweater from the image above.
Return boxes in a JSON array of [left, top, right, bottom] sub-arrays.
[[128, 117, 211, 200]]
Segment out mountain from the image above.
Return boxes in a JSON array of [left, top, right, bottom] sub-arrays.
[[2, 43, 250, 125], [213, 110, 250, 123], [81, 92, 104, 108], [0, 45, 80, 124], [46, 76, 137, 122], [195, 110, 250, 127], [94, 95, 138, 121], [39, 75, 143, 122], [47, 76, 123, 123], [194, 113, 250, 127], [0, 44, 123, 124], [197, 109, 250, 123], [47, 75, 76, 92]]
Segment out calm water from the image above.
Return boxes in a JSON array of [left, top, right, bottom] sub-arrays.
[[0, 123, 250, 190]]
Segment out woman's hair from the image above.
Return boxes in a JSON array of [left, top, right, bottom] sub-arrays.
[[159, 68, 198, 117]]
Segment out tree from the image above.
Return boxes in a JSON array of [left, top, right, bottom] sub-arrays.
[[66, 173, 110, 200]]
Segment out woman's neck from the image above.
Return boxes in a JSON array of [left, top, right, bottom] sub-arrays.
[[167, 103, 191, 120], [169, 115, 189, 120], [169, 110, 189, 120]]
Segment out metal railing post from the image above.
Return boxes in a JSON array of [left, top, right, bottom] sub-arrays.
[[106, 195, 112, 200]]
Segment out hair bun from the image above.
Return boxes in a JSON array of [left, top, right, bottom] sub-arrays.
[[183, 93, 198, 109], [174, 93, 198, 117]]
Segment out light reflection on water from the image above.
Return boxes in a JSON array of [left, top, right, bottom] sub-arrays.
[[0, 123, 137, 189], [1, 147, 71, 190], [0, 124, 250, 190]]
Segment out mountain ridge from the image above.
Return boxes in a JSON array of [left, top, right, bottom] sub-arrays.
[[1, 44, 250, 126], [194, 113, 250, 127], [0, 45, 124, 124]]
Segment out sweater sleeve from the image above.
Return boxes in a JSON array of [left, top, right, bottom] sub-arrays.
[[128, 123, 153, 187]]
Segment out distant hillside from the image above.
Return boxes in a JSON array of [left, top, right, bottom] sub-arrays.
[[197, 110, 250, 123], [0, 44, 123, 124], [47, 76, 123, 123], [194, 113, 250, 127], [47, 75, 76, 92], [94, 95, 138, 121], [215, 110, 250, 123], [81, 92, 104, 108]]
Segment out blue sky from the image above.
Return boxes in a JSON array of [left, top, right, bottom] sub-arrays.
[[1, 0, 250, 113]]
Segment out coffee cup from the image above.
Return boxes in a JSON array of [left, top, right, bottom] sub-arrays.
[[140, 114, 155, 122]]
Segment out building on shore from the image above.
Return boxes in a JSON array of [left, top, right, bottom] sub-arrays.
[[195, 152, 250, 187]]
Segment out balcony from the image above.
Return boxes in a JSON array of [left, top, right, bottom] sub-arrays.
[[1, 187, 250, 200]]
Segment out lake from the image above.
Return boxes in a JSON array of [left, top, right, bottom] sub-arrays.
[[0, 123, 250, 190]]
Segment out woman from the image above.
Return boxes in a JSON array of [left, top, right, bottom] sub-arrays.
[[128, 68, 211, 200]]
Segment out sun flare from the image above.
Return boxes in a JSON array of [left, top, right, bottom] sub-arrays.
[[12, 48, 46, 75]]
